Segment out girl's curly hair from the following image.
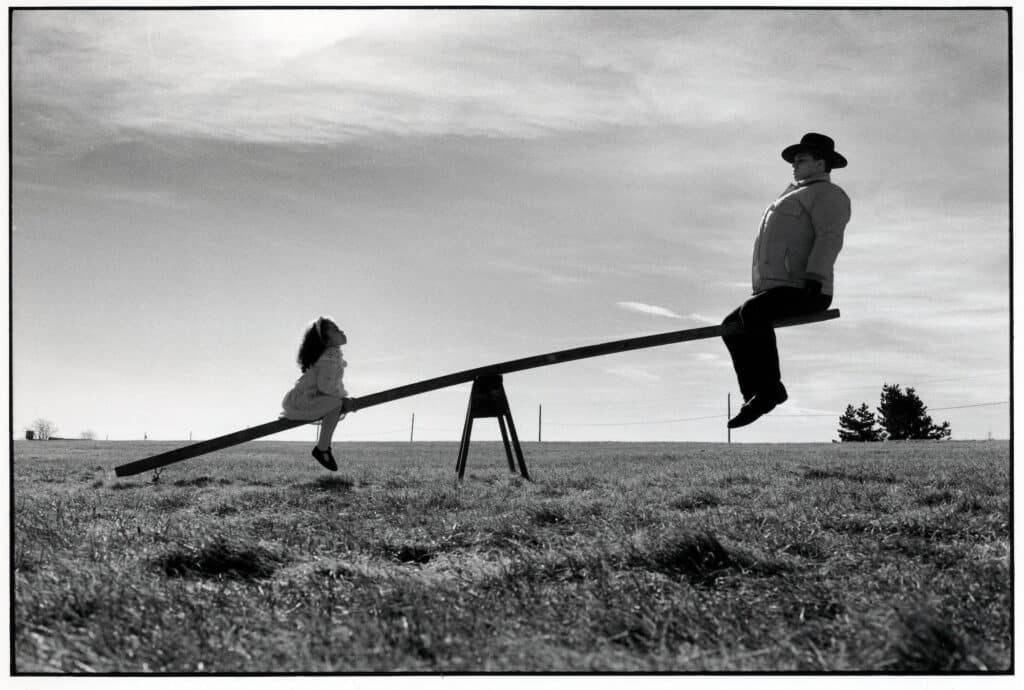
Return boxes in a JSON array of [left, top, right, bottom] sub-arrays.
[[296, 317, 337, 372]]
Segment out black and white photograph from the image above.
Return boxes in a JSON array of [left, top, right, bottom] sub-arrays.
[[8, 3, 1013, 675]]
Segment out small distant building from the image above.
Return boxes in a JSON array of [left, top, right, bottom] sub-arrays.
[[25, 430, 35, 440]]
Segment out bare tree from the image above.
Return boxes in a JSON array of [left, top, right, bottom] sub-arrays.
[[30, 419, 58, 440], [80, 430, 96, 440]]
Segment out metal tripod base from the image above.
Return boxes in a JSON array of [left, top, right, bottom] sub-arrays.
[[455, 375, 531, 481]]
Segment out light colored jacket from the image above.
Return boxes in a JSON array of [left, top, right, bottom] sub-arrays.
[[280, 347, 348, 420], [290, 347, 348, 398], [751, 173, 850, 295]]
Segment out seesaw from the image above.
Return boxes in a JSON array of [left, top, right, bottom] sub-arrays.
[[115, 309, 839, 479]]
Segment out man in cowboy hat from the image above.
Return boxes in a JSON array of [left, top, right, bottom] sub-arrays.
[[722, 132, 851, 428]]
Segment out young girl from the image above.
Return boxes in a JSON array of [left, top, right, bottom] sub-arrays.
[[281, 316, 355, 471]]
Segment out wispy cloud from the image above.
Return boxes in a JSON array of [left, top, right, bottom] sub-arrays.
[[18, 10, 1003, 153], [617, 301, 683, 319], [494, 261, 586, 286], [624, 263, 690, 278], [13, 11, 660, 147], [604, 366, 661, 383]]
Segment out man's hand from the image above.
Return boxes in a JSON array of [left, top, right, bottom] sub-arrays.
[[803, 279, 823, 297], [341, 397, 357, 413]]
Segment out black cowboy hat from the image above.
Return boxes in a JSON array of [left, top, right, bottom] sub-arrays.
[[781, 132, 847, 169]]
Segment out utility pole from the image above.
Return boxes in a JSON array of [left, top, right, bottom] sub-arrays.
[[727, 393, 731, 445], [538, 404, 542, 442], [410, 413, 415, 442]]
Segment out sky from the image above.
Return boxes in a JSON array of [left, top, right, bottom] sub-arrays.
[[9, 6, 1011, 445]]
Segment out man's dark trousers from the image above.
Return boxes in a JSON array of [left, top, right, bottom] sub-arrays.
[[722, 287, 832, 402]]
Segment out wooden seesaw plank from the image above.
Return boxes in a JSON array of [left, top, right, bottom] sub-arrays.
[[355, 309, 840, 410], [114, 418, 308, 476], [114, 308, 838, 476]]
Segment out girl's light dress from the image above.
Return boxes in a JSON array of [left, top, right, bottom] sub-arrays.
[[281, 347, 349, 421]]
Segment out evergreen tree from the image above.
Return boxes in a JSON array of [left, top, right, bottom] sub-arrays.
[[838, 402, 884, 442], [876, 384, 951, 440]]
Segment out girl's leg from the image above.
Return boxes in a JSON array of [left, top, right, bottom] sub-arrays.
[[316, 407, 343, 451]]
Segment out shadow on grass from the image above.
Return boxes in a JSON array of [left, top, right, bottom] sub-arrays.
[[802, 467, 898, 484], [156, 537, 284, 580], [883, 604, 993, 671], [299, 475, 355, 492], [173, 476, 233, 488], [392, 543, 436, 565], [632, 531, 787, 586], [420, 487, 461, 511], [108, 481, 145, 490], [153, 493, 194, 511], [532, 504, 569, 526], [717, 473, 755, 487], [373, 538, 467, 566], [670, 490, 721, 511], [781, 540, 830, 561], [479, 523, 545, 549]]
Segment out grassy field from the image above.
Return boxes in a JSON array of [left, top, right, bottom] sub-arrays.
[[12, 438, 1012, 673]]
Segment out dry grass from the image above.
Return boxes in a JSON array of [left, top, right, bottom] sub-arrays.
[[12, 439, 1011, 673]]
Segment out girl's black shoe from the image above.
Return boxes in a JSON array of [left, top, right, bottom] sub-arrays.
[[312, 446, 338, 471]]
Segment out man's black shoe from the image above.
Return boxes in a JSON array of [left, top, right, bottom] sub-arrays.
[[727, 401, 766, 429], [312, 446, 338, 472], [727, 384, 788, 429]]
